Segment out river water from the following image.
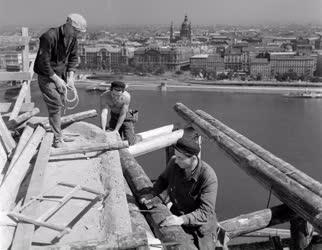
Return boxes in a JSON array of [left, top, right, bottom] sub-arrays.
[[3, 84, 322, 221]]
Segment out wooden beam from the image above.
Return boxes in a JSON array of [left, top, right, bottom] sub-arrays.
[[0, 72, 32, 81], [0, 114, 16, 155], [41, 110, 98, 129], [119, 148, 197, 250], [50, 141, 129, 156], [1, 125, 34, 183], [196, 109, 322, 198], [174, 103, 322, 234], [9, 82, 30, 120], [7, 108, 40, 129], [0, 102, 34, 113], [0, 35, 30, 48], [128, 130, 183, 157], [41, 231, 148, 250], [0, 126, 46, 250], [137, 124, 174, 140], [220, 204, 296, 239], [21, 28, 29, 73], [99, 133, 132, 236]]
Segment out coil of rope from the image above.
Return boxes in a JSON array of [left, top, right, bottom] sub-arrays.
[[61, 83, 79, 113]]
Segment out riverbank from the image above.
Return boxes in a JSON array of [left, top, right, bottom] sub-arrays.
[[78, 78, 322, 95]]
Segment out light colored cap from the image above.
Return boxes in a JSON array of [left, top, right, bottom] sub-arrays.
[[67, 13, 87, 32]]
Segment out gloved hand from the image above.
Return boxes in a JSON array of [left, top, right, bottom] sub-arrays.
[[54, 77, 67, 94]]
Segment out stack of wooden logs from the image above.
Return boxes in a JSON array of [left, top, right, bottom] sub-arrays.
[[173, 102, 322, 246]]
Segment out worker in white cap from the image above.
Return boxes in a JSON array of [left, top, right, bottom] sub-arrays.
[[34, 14, 87, 148]]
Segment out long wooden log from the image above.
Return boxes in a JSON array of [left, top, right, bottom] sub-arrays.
[[0, 114, 16, 155], [129, 130, 183, 157], [0, 102, 34, 113], [1, 125, 34, 183], [196, 109, 322, 198], [124, 179, 157, 250], [50, 141, 129, 156], [16, 110, 98, 131], [220, 204, 296, 239], [10, 132, 53, 250], [0, 138, 7, 176], [119, 148, 197, 250], [137, 124, 174, 140], [100, 137, 132, 236], [41, 231, 148, 250], [0, 126, 45, 250], [174, 103, 322, 234], [7, 108, 40, 129]]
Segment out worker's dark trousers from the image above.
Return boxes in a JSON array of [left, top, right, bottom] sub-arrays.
[[109, 112, 136, 145], [38, 75, 64, 143]]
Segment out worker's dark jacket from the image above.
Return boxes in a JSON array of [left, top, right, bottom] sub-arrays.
[[153, 156, 218, 227], [34, 25, 78, 80]]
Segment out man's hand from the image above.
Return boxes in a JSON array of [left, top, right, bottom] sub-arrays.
[[51, 75, 66, 94], [160, 215, 184, 227], [139, 193, 157, 209]]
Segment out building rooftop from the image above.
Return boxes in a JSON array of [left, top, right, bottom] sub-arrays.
[[191, 54, 209, 58]]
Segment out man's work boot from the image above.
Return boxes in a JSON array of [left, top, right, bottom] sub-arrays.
[[52, 139, 66, 148]]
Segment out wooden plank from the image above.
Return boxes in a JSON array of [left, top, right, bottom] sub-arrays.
[[0, 35, 30, 48], [0, 137, 7, 177], [0, 114, 16, 155], [0, 72, 32, 81], [24, 58, 34, 103], [0, 126, 46, 250], [0, 102, 34, 113], [21, 28, 29, 72], [174, 103, 322, 234], [50, 141, 129, 156], [9, 82, 30, 120], [196, 109, 322, 198], [7, 108, 40, 129], [137, 124, 174, 140], [220, 204, 295, 239], [1, 125, 34, 183], [129, 130, 183, 157], [119, 148, 197, 250]]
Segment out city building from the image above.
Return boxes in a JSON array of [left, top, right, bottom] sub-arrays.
[[133, 46, 193, 71], [270, 52, 316, 78], [224, 47, 250, 73], [79, 44, 129, 71], [190, 53, 225, 73], [250, 58, 271, 80]]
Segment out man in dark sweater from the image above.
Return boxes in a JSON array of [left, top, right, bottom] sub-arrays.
[[34, 13, 86, 147], [141, 137, 220, 249]]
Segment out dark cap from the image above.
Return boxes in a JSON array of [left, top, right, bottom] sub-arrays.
[[174, 137, 200, 157], [111, 81, 126, 90]]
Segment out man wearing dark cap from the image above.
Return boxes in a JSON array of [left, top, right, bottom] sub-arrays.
[[34, 13, 87, 148], [141, 137, 220, 249], [100, 81, 138, 145]]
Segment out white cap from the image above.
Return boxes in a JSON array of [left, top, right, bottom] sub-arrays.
[[67, 13, 87, 33]]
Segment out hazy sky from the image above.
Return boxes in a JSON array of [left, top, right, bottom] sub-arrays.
[[1, 0, 321, 29]]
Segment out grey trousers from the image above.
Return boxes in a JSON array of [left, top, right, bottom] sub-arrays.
[[109, 112, 136, 145], [38, 75, 64, 142]]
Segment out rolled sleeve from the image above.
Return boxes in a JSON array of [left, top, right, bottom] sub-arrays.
[[181, 177, 218, 226], [66, 39, 78, 72]]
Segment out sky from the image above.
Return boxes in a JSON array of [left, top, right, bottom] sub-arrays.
[[0, 0, 322, 29]]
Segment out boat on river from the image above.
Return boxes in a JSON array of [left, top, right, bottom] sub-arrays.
[[284, 91, 322, 98]]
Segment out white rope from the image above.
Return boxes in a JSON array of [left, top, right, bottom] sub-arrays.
[[62, 84, 79, 112]]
